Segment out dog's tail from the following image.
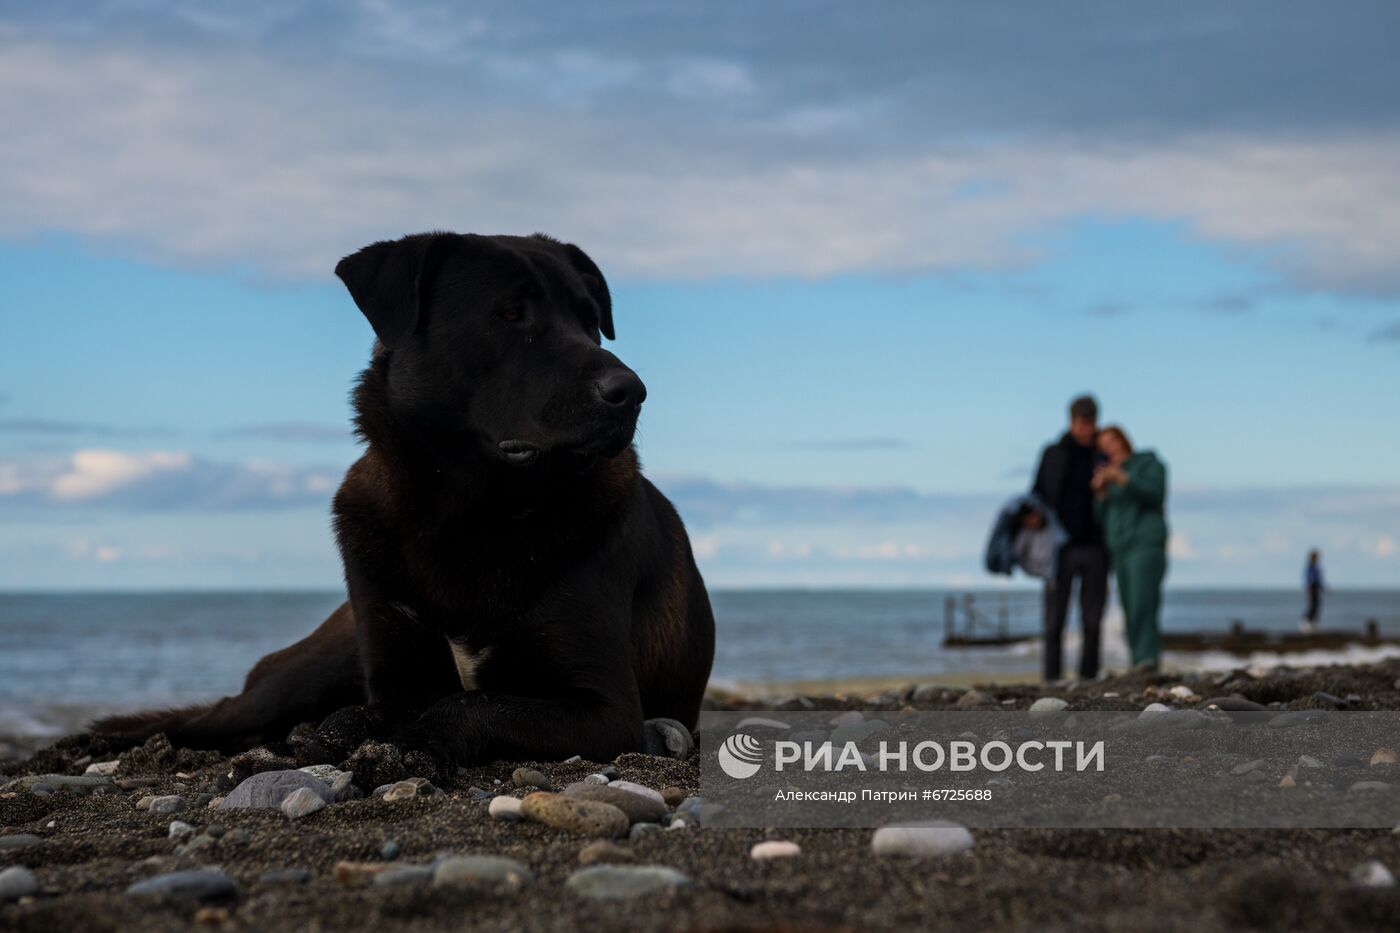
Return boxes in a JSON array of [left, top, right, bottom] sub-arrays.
[[90, 703, 218, 746], [89, 698, 270, 754]]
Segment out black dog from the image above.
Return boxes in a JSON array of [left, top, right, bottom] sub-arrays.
[[94, 232, 715, 786]]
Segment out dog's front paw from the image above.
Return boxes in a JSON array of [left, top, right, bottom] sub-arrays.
[[343, 739, 410, 789], [400, 746, 446, 785], [292, 705, 388, 767], [229, 742, 298, 783], [342, 735, 452, 789]]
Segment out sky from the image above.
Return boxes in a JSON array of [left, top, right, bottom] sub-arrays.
[[2, 1, 1399, 589]]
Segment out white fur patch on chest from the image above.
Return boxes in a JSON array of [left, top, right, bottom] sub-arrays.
[[447, 639, 490, 692]]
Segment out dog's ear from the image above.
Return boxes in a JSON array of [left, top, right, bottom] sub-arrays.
[[335, 233, 452, 349], [561, 243, 615, 341]]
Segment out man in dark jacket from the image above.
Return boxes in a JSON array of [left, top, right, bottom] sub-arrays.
[[1032, 394, 1107, 681]]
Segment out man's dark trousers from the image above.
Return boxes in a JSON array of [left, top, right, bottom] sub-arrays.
[[1043, 543, 1108, 680]]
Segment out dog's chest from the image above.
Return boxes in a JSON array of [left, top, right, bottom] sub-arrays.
[[445, 637, 491, 691]]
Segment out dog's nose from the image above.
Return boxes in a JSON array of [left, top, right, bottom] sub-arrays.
[[596, 370, 647, 408]]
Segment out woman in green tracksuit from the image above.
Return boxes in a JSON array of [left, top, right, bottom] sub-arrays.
[[1093, 425, 1168, 671]]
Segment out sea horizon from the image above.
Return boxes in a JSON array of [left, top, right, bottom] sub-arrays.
[[5, 587, 1399, 742]]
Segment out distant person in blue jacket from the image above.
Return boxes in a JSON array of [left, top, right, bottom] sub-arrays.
[[1032, 394, 1107, 682], [1301, 550, 1325, 632]]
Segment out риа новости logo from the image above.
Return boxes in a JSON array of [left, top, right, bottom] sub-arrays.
[[717, 733, 763, 778]]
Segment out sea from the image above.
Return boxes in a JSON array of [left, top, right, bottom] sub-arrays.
[[2, 588, 1399, 738]]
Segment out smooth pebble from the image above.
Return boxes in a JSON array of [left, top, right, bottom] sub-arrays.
[[512, 768, 555, 791], [578, 841, 634, 866], [520, 792, 629, 837], [489, 795, 524, 821], [603, 780, 666, 806], [564, 864, 691, 899], [126, 869, 236, 901], [871, 821, 974, 857], [642, 719, 695, 759], [148, 795, 186, 815], [563, 783, 667, 824], [280, 787, 326, 819], [751, 840, 801, 860], [433, 855, 532, 888], [220, 770, 332, 810], [1351, 860, 1396, 887], [0, 866, 38, 901], [372, 865, 433, 886], [0, 834, 41, 851], [628, 822, 663, 841]]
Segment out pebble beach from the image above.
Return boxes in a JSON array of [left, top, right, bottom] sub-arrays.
[[4, 660, 1400, 932]]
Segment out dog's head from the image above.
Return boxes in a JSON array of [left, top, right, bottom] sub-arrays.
[[336, 232, 644, 468]]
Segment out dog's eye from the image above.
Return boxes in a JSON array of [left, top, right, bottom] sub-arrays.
[[497, 305, 524, 323]]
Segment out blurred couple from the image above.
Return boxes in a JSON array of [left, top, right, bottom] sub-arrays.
[[988, 395, 1169, 681]]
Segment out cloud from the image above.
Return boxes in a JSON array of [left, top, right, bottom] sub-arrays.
[[66, 538, 124, 563], [0, 419, 352, 443], [1, 28, 1399, 292], [22, 3, 1400, 136], [0, 418, 174, 438], [1, 448, 342, 510], [4, 447, 1399, 584], [49, 450, 191, 501]]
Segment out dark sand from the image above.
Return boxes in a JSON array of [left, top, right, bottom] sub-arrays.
[[4, 661, 1400, 932]]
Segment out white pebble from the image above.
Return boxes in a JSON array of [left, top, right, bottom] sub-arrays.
[[871, 821, 974, 857], [488, 795, 523, 821], [84, 760, 120, 776], [1140, 703, 1171, 716], [1351, 860, 1396, 887], [168, 820, 194, 839], [1029, 697, 1068, 715], [751, 840, 801, 860]]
